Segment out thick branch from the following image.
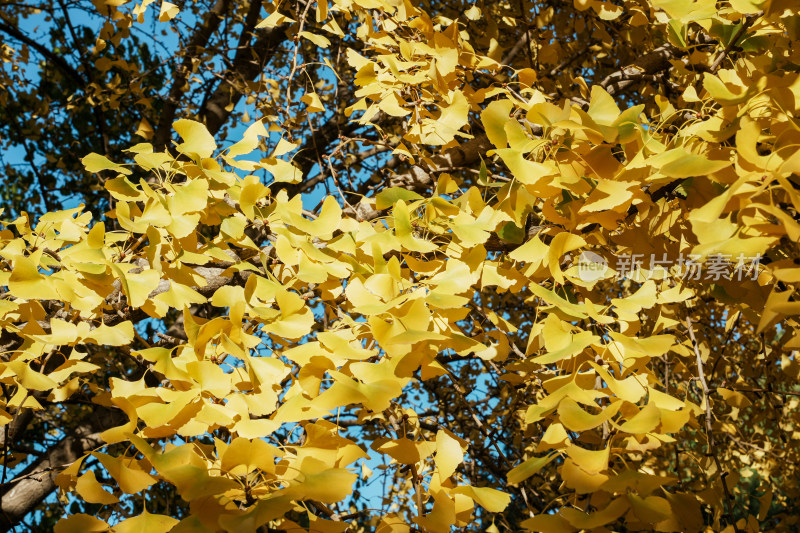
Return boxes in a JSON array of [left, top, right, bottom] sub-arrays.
[[201, 24, 288, 135], [0, 250, 262, 528], [0, 410, 33, 459], [598, 43, 681, 97], [153, 0, 231, 150], [0, 408, 124, 532]]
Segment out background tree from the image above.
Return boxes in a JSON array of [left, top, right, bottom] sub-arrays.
[[1, 0, 799, 532]]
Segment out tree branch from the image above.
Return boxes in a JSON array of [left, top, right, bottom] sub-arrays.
[[201, 23, 288, 135], [0, 408, 124, 533], [710, 14, 760, 72], [346, 134, 494, 221], [686, 315, 741, 533], [598, 43, 681, 97], [153, 0, 231, 150], [0, 15, 84, 88]]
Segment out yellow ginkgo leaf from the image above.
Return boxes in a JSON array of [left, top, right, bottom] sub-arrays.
[[173, 119, 216, 159], [435, 430, 464, 481], [452, 486, 511, 513], [54, 514, 109, 533], [263, 158, 302, 183], [292, 469, 358, 503], [256, 10, 295, 28], [94, 453, 157, 494], [465, 5, 481, 19], [394, 200, 437, 253], [615, 402, 661, 434], [113, 511, 179, 533], [481, 99, 514, 149], [586, 85, 621, 125], [299, 31, 331, 48], [82, 153, 132, 175], [75, 471, 118, 505], [82, 321, 135, 347], [8, 253, 55, 300], [134, 117, 154, 139], [158, 1, 179, 22], [301, 91, 326, 113], [507, 452, 558, 485], [702, 72, 748, 105]]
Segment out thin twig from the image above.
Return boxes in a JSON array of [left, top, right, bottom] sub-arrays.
[[436, 359, 540, 513], [516, 0, 535, 70], [710, 14, 760, 72], [384, 409, 424, 521], [731, 388, 800, 397], [686, 315, 741, 533], [284, 0, 315, 110], [0, 464, 69, 489]]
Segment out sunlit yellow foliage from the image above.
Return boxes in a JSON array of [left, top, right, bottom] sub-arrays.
[[1, 0, 800, 532]]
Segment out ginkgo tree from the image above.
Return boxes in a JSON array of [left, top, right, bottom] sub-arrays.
[[1, 0, 799, 531]]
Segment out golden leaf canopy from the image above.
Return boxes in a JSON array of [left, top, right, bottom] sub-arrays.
[[0, 0, 799, 531]]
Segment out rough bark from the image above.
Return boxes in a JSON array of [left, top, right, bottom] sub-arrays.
[[201, 26, 288, 135], [153, 0, 231, 150], [0, 408, 124, 532], [599, 44, 681, 96]]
